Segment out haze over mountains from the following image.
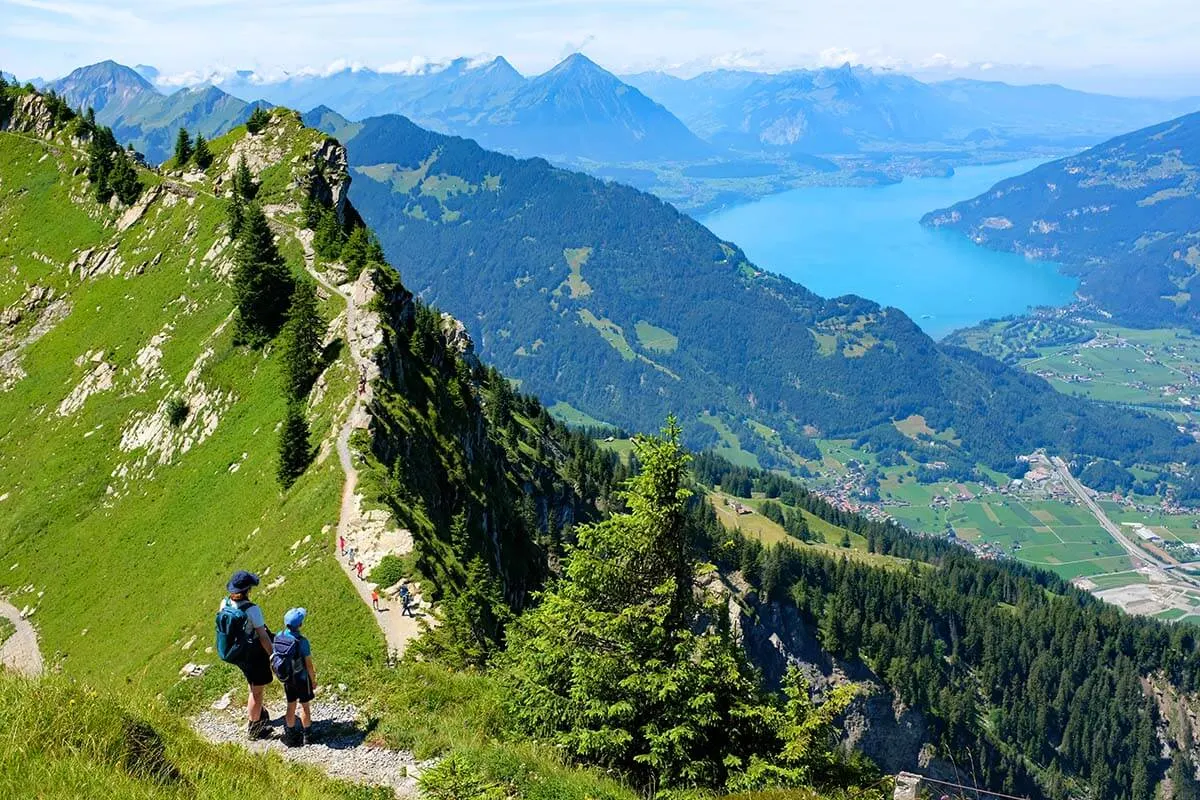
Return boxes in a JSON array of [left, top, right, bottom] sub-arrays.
[[36, 56, 1200, 204]]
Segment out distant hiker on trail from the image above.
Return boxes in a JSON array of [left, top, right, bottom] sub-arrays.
[[338, 535, 345, 555], [371, 588, 380, 611], [358, 367, 367, 395], [273, 607, 318, 747], [399, 584, 414, 617], [214, 570, 274, 740], [356, 561, 365, 580]]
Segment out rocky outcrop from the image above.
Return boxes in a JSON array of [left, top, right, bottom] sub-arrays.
[[439, 312, 482, 371], [0, 284, 71, 391], [727, 574, 959, 781], [0, 92, 56, 138], [306, 137, 353, 226]]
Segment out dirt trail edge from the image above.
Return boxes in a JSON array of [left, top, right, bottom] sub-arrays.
[[192, 698, 428, 797], [0, 599, 43, 676], [297, 233, 427, 660]]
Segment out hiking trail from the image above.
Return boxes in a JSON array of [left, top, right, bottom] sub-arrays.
[[191, 696, 428, 797], [293, 227, 429, 660], [0, 599, 43, 677]]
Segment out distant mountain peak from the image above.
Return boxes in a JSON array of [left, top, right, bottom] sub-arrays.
[[61, 60, 156, 92]]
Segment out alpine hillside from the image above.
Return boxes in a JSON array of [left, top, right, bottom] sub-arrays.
[[6, 77, 1200, 800], [308, 106, 1199, 482], [924, 110, 1200, 328]]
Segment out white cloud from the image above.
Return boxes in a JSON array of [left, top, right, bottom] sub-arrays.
[[4, 0, 1200, 95]]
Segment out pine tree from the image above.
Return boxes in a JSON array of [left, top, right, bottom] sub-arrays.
[[498, 419, 787, 790], [312, 207, 344, 259], [173, 127, 193, 167], [232, 203, 294, 347], [108, 150, 142, 205], [86, 127, 117, 203], [278, 278, 325, 400], [277, 400, 312, 488], [245, 106, 271, 134], [341, 225, 369, 279], [227, 155, 252, 238], [234, 155, 254, 199], [192, 133, 212, 169]]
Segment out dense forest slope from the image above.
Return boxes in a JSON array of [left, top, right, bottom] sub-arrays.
[[309, 107, 1198, 477], [924, 111, 1200, 328]]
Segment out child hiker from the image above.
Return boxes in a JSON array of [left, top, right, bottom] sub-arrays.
[[272, 607, 318, 747]]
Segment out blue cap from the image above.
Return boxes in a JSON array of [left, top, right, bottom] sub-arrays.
[[284, 607, 307, 629], [226, 570, 259, 593]]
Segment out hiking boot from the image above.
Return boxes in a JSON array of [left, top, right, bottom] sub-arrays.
[[283, 724, 303, 748], [247, 709, 271, 740], [302, 726, 317, 746]]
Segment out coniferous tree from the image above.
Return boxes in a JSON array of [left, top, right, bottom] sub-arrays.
[[277, 400, 312, 488], [108, 149, 142, 205], [173, 127, 193, 166], [497, 419, 792, 791], [278, 278, 325, 400], [86, 127, 117, 203], [312, 207, 344, 259], [234, 155, 254, 199], [192, 133, 212, 169], [232, 203, 294, 346], [245, 106, 271, 134], [227, 156, 253, 238], [341, 225, 369, 279]]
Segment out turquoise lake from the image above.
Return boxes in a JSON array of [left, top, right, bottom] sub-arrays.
[[701, 159, 1078, 339]]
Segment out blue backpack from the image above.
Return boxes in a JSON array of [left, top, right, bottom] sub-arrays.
[[215, 600, 255, 664], [271, 630, 303, 682]]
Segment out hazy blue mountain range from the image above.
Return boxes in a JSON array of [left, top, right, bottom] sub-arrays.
[[305, 105, 1196, 477], [924, 111, 1200, 328], [624, 65, 1200, 153], [47, 61, 264, 163], [219, 54, 709, 163]]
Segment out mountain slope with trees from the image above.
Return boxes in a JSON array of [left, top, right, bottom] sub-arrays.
[[46, 61, 265, 163], [924, 111, 1200, 328], [307, 107, 1199, 479], [6, 79, 1200, 800]]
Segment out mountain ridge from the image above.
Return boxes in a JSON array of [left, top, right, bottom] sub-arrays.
[[923, 109, 1200, 328]]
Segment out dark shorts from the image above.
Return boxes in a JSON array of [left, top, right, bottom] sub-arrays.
[[284, 676, 314, 704], [236, 649, 273, 687]]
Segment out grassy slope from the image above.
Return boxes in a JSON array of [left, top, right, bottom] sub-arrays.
[[0, 672, 389, 800], [0, 117, 379, 696]]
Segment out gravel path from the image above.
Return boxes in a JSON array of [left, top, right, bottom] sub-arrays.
[[0, 599, 43, 676], [298, 241, 426, 659], [191, 696, 429, 796]]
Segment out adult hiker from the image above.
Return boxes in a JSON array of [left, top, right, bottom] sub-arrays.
[[399, 584, 414, 617], [215, 570, 274, 739], [338, 534, 345, 555], [273, 607, 318, 747], [371, 588, 380, 611]]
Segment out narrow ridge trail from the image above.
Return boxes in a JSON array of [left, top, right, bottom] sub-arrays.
[[297, 237, 427, 660], [0, 599, 43, 676]]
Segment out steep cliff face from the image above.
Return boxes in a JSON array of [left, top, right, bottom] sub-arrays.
[[356, 260, 618, 604], [727, 574, 958, 781]]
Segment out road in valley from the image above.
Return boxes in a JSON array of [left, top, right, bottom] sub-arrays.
[[1049, 456, 1200, 589]]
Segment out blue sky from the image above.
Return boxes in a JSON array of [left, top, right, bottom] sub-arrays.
[[3, 0, 1200, 95]]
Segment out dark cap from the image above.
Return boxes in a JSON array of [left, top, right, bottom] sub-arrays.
[[226, 570, 260, 594]]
